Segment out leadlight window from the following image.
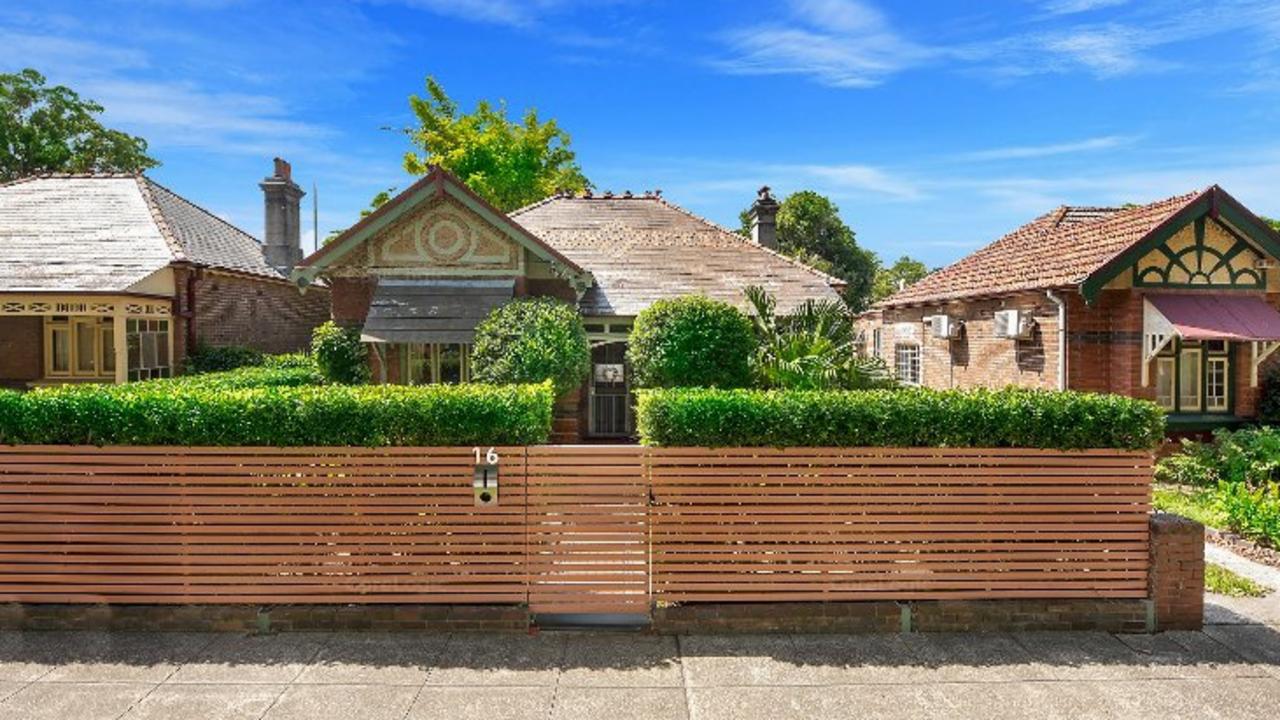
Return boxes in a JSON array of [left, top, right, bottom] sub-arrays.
[[1155, 339, 1230, 414], [126, 319, 170, 381], [895, 343, 921, 385]]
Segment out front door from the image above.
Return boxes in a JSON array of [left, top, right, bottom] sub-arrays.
[[588, 342, 633, 438]]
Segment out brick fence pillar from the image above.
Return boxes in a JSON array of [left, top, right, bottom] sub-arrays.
[[1149, 513, 1204, 631]]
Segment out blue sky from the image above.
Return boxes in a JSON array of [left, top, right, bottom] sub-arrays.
[[4, 0, 1280, 269]]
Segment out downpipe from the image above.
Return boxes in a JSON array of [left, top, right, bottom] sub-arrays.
[[1045, 290, 1067, 390]]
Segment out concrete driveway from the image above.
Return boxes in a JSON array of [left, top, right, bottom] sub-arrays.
[[0, 613, 1276, 720]]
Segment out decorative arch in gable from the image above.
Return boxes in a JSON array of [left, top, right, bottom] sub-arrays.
[[1132, 216, 1265, 290]]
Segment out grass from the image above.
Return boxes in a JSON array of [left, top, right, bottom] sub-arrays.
[[1153, 483, 1229, 529], [1205, 562, 1271, 598]]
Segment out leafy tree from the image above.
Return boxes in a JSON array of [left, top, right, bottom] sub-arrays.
[[744, 285, 894, 390], [1261, 216, 1280, 233], [401, 76, 589, 211], [0, 68, 157, 182], [872, 255, 931, 301], [739, 190, 878, 311]]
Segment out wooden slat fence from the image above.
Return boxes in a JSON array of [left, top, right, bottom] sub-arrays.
[[0, 445, 1153, 610], [0, 446, 528, 604], [648, 447, 1152, 602], [526, 446, 649, 615]]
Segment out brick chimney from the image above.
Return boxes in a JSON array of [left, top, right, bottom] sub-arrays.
[[260, 157, 305, 273], [748, 186, 779, 250]]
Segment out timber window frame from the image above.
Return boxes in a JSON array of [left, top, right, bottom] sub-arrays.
[[43, 316, 115, 379], [400, 342, 472, 385], [894, 342, 922, 386], [1155, 338, 1232, 415]]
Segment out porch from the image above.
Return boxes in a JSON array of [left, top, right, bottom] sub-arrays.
[[0, 294, 175, 387]]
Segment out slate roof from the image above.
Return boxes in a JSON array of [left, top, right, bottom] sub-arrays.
[[0, 174, 283, 293], [511, 195, 845, 316], [879, 189, 1206, 307]]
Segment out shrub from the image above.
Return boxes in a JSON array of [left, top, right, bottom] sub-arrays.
[[0, 382, 553, 446], [471, 298, 591, 397], [1218, 480, 1280, 548], [183, 344, 264, 374], [1260, 365, 1280, 424], [635, 386, 1165, 450], [145, 364, 323, 390], [628, 296, 755, 389], [311, 321, 370, 385]]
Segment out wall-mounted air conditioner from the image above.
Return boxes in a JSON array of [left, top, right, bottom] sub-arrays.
[[925, 314, 963, 339], [993, 309, 1034, 339]]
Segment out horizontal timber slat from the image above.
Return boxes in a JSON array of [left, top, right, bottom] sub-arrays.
[[0, 444, 1152, 609]]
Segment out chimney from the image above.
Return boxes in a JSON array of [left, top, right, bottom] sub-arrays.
[[749, 186, 780, 250], [260, 157, 305, 273]]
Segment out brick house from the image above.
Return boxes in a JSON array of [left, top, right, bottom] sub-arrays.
[[858, 185, 1280, 429], [0, 159, 329, 388], [292, 167, 843, 440]]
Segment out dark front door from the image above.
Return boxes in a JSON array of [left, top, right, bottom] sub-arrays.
[[588, 342, 633, 438]]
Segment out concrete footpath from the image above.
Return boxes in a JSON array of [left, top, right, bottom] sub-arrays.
[[1, 580, 1278, 719]]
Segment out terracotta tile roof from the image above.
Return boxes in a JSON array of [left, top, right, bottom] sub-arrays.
[[0, 174, 285, 293], [880, 188, 1207, 307], [511, 194, 844, 316]]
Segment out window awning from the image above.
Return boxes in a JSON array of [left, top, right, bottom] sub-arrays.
[[1146, 294, 1280, 342], [360, 279, 514, 344], [1142, 293, 1280, 387]]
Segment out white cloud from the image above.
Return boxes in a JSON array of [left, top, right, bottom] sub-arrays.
[[1040, 0, 1129, 15], [955, 135, 1138, 161], [712, 0, 930, 88]]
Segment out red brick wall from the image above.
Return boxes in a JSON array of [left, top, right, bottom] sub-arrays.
[[1148, 513, 1204, 631], [174, 268, 330, 362], [0, 316, 41, 388], [329, 276, 377, 327], [868, 292, 1061, 390]]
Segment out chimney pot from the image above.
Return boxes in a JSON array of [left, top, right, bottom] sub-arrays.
[[748, 185, 780, 250], [260, 157, 305, 274]]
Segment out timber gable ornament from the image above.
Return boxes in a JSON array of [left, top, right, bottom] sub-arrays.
[[1132, 217, 1264, 290], [351, 199, 523, 276]]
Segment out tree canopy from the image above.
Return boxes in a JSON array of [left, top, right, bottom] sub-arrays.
[[0, 68, 157, 182], [739, 190, 878, 311], [1261, 215, 1280, 233], [401, 77, 589, 211], [873, 255, 931, 301]]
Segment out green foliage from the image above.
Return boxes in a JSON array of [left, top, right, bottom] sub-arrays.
[[149, 364, 323, 390], [183, 344, 265, 374], [744, 285, 895, 390], [1218, 480, 1280, 548], [1204, 563, 1270, 598], [1152, 484, 1229, 529], [636, 387, 1166, 449], [0, 68, 158, 182], [740, 190, 878, 311], [402, 76, 589, 211], [0, 382, 553, 447], [471, 298, 590, 397], [628, 296, 756, 389], [311, 321, 370, 385], [872, 255, 931, 302], [1259, 365, 1280, 424], [1260, 215, 1280, 233]]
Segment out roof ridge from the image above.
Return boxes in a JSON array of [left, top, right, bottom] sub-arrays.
[[648, 194, 850, 289], [133, 176, 189, 263]]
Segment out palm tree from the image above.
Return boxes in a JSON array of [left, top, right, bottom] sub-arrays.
[[744, 286, 894, 390]]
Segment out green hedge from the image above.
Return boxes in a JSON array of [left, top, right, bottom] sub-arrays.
[[0, 382, 553, 446], [635, 387, 1165, 450], [138, 364, 324, 390], [628, 296, 756, 389]]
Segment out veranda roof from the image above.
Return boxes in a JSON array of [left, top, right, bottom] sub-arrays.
[[360, 279, 514, 344]]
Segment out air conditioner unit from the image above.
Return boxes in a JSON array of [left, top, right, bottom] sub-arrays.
[[925, 314, 963, 339], [993, 309, 1034, 339]]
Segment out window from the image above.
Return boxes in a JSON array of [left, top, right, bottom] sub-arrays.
[[871, 328, 883, 359], [895, 343, 921, 385], [1154, 339, 1230, 414], [126, 319, 171, 381], [44, 316, 115, 378], [401, 343, 471, 385]]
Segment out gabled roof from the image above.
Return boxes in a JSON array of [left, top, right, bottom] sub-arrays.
[[879, 185, 1280, 307], [293, 166, 590, 285], [0, 174, 287, 293], [511, 194, 845, 316]]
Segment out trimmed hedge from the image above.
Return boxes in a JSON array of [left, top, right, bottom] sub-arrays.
[[0, 382, 553, 446], [183, 344, 265, 374], [635, 387, 1165, 450], [139, 364, 324, 390], [471, 298, 591, 397], [628, 296, 756, 389]]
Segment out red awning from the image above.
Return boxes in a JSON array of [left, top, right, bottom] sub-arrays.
[[1146, 294, 1280, 341]]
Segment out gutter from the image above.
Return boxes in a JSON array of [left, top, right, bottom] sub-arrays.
[[1045, 290, 1067, 390]]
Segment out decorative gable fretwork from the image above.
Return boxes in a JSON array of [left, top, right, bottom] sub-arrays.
[[332, 198, 524, 277], [1133, 217, 1265, 289], [0, 295, 171, 318]]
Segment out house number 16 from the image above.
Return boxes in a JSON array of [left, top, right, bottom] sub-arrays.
[[473, 447, 500, 465]]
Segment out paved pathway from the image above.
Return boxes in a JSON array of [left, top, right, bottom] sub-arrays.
[[1, 551, 1279, 719]]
